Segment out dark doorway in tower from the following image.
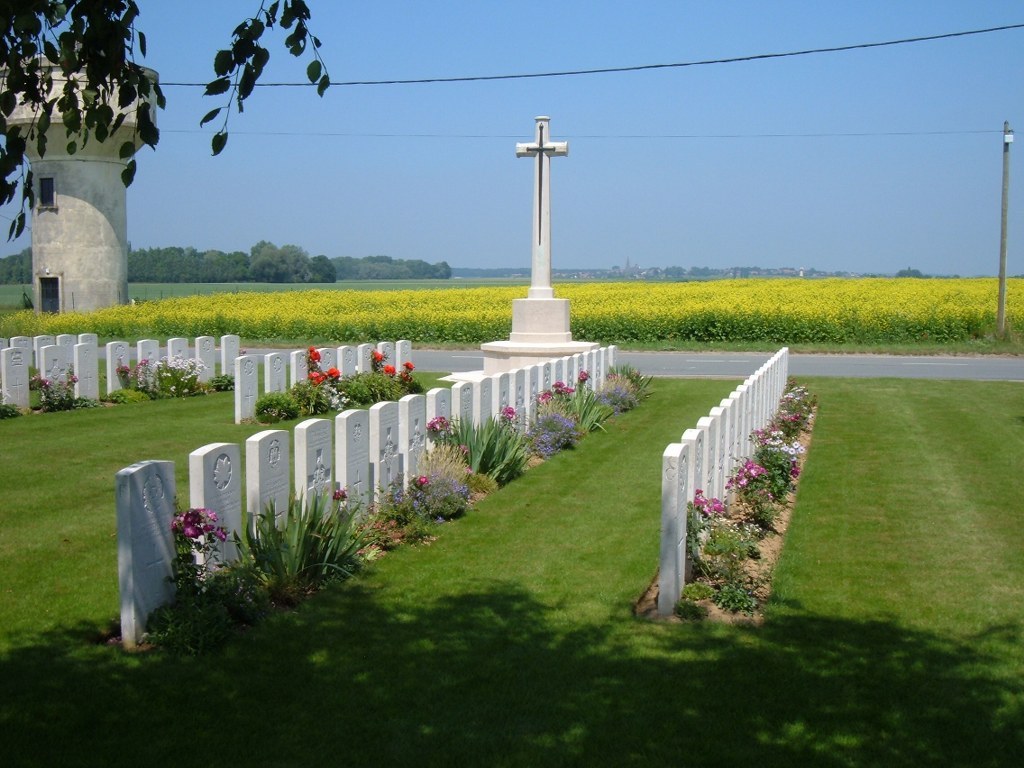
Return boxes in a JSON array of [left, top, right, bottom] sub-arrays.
[[40, 277, 60, 313]]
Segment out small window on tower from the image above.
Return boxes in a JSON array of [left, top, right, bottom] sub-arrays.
[[39, 177, 55, 207]]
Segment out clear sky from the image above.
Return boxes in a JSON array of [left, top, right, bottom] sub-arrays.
[[3, 1, 1023, 276]]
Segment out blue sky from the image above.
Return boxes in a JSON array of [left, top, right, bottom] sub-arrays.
[[3, 1, 1023, 275]]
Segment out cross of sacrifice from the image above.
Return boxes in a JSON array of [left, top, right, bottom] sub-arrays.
[[516, 116, 568, 300]]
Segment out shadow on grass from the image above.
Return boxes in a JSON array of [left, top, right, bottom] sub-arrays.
[[2, 583, 1022, 767]]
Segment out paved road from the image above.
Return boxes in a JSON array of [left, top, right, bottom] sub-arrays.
[[407, 349, 1024, 381]]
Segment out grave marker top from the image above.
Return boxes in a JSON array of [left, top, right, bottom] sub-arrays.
[[515, 116, 568, 300]]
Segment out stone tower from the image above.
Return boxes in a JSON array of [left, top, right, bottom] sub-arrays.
[[8, 64, 158, 313]]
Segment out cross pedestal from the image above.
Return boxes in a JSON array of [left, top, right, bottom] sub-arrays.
[[480, 116, 596, 375]]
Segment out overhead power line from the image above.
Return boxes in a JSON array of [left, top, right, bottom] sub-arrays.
[[161, 22, 1024, 88], [160, 129, 1001, 139]]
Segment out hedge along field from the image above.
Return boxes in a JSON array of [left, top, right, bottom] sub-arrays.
[[1, 278, 1020, 345]]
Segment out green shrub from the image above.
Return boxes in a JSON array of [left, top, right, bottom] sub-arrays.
[[290, 380, 333, 416], [713, 582, 758, 615], [696, 519, 761, 585], [674, 599, 709, 621], [466, 471, 498, 497], [209, 373, 235, 392], [255, 392, 300, 423], [146, 592, 233, 655], [239, 494, 364, 606], [443, 416, 530, 486], [104, 388, 151, 405], [0, 403, 21, 419], [681, 582, 715, 601], [564, 386, 614, 432], [336, 371, 405, 407]]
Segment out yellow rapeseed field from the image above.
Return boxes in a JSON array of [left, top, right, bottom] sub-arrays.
[[2, 278, 1019, 344]]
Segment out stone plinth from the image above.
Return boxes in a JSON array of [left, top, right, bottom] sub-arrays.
[[481, 297, 596, 373]]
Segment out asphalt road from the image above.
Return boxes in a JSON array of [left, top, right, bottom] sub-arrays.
[[407, 349, 1024, 382]]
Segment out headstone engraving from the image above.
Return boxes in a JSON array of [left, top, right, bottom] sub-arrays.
[[115, 459, 176, 649], [511, 368, 527, 431], [1, 346, 30, 407], [234, 355, 259, 423], [317, 347, 337, 371], [74, 341, 99, 400], [474, 377, 493, 426], [338, 346, 357, 377], [264, 352, 287, 393], [195, 336, 216, 382], [452, 381, 474, 426], [41, 344, 68, 384], [189, 442, 242, 564], [246, 429, 291, 531], [220, 334, 240, 375], [295, 418, 334, 505], [336, 409, 373, 507], [370, 401, 403, 493], [399, 394, 427, 483], [493, 372, 511, 417], [105, 341, 129, 394]]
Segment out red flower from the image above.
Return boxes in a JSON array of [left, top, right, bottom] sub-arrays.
[[309, 371, 326, 385], [383, 364, 396, 376], [308, 347, 321, 362], [327, 367, 341, 379], [403, 361, 415, 371], [372, 350, 384, 362]]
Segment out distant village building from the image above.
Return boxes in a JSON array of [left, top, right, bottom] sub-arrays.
[[8, 63, 158, 313]]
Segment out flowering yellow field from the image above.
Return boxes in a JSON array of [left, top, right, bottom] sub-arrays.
[[2, 278, 1019, 344]]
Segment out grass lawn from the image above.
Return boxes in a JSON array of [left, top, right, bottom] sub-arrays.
[[1, 377, 1022, 766]]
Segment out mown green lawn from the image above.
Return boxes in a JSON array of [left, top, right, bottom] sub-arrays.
[[1, 377, 1021, 766]]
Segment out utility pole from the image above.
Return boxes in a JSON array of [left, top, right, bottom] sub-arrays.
[[997, 121, 1013, 338]]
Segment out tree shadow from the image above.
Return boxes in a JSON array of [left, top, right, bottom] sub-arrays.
[[2, 582, 1022, 767]]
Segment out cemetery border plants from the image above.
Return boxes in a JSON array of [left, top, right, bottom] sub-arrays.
[[3, 379, 1024, 765]]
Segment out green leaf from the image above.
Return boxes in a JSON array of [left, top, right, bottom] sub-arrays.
[[138, 31, 147, 57], [306, 60, 321, 84], [137, 106, 159, 148], [211, 131, 228, 156], [239, 64, 257, 100], [214, 49, 233, 77], [0, 91, 15, 117], [317, 74, 330, 97], [66, 140, 77, 155], [121, 159, 137, 187], [200, 107, 222, 128], [119, 140, 135, 160], [204, 77, 231, 97]]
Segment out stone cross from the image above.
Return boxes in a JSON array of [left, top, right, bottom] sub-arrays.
[[516, 115, 568, 300]]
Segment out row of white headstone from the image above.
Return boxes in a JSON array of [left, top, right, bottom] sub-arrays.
[[116, 345, 619, 648], [232, 339, 415, 423], [1, 333, 235, 408], [657, 347, 790, 617], [0, 333, 415, 410]]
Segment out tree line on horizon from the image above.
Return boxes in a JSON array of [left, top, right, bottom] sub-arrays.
[[0, 243, 452, 285]]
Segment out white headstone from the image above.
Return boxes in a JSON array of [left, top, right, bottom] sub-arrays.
[[189, 442, 242, 564], [399, 394, 428, 483], [73, 341, 99, 400], [167, 337, 189, 361], [246, 429, 291, 532], [105, 341, 129, 395], [1, 346, 30, 408], [295, 418, 334, 505], [32, 335, 55, 368], [0, 337, 7, 350], [369, 401, 402, 493], [452, 381, 474, 426], [708, 407, 727, 500], [290, 349, 309, 388], [658, 442, 690, 616], [221, 334, 240, 374], [137, 339, 158, 368], [195, 336, 216, 383], [474, 377, 493, 426], [525, 365, 540, 423], [425, 387, 452, 450], [317, 347, 337, 371], [55, 333, 76, 362], [78, 332, 98, 347], [511, 368, 527, 431], [395, 340, 412, 370], [493, 371, 511, 418], [336, 409, 373, 507], [338, 345, 358, 377], [115, 459, 176, 649], [696, 417, 716, 498], [553, 358, 565, 387], [264, 352, 287, 393], [376, 341, 395, 368], [607, 345, 618, 369], [356, 343, 374, 373], [41, 344, 68, 384], [234, 355, 259, 423], [541, 361, 553, 392]]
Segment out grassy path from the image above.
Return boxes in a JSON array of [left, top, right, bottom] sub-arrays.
[[2, 378, 1022, 766]]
